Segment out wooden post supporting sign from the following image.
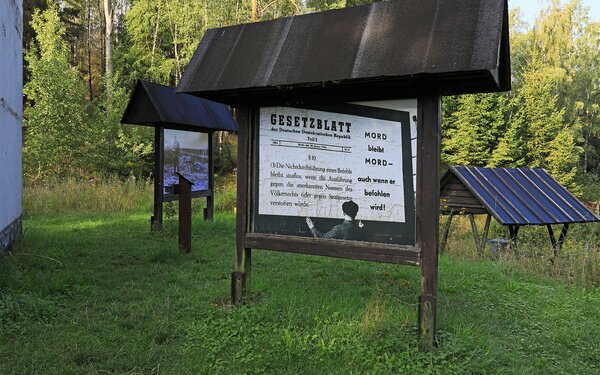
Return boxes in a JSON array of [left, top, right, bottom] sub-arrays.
[[152, 125, 165, 231], [204, 132, 215, 222], [175, 173, 193, 253], [232, 106, 252, 305], [417, 94, 441, 349]]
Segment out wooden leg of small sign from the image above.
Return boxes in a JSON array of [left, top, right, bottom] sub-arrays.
[[178, 175, 192, 253], [417, 94, 441, 350]]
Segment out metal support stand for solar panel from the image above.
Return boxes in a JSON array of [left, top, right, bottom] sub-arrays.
[[468, 213, 492, 257], [508, 225, 520, 256], [547, 224, 569, 259], [440, 213, 454, 253]]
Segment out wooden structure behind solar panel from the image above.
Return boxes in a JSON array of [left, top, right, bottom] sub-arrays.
[[176, 0, 511, 347], [121, 80, 237, 231], [440, 167, 600, 258]]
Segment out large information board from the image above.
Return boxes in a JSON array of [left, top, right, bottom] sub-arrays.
[[253, 102, 416, 245]]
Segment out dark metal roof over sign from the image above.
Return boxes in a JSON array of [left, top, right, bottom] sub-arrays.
[[177, 0, 511, 105], [443, 166, 600, 226], [121, 80, 238, 132]]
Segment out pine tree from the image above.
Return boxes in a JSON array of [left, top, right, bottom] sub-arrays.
[[442, 93, 507, 167], [547, 127, 581, 194]]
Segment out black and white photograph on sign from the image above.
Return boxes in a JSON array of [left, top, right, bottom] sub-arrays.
[[163, 129, 209, 195], [253, 101, 417, 245]]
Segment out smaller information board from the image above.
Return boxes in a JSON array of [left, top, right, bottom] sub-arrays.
[[163, 129, 209, 195]]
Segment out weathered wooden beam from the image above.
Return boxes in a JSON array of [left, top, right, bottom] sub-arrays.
[[245, 233, 421, 265], [205, 131, 215, 222], [152, 126, 164, 232], [417, 93, 441, 349], [163, 189, 213, 203], [176, 174, 193, 253], [232, 106, 252, 306]]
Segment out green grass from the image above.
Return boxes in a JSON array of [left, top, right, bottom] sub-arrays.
[[444, 215, 600, 288], [1, 208, 599, 374]]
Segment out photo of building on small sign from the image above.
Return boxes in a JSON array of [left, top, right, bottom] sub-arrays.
[[254, 102, 417, 245], [163, 129, 209, 195]]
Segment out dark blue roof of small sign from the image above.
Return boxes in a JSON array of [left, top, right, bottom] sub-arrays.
[[121, 80, 237, 132], [447, 166, 600, 225]]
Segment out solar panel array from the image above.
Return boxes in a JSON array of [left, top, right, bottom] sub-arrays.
[[450, 166, 599, 225]]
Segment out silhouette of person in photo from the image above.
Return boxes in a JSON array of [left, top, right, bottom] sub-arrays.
[[305, 200, 362, 240]]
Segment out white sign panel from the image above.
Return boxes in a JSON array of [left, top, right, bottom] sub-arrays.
[[258, 106, 408, 223]]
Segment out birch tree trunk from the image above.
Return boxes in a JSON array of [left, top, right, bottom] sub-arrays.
[[251, 0, 258, 21], [103, 0, 113, 97], [87, 0, 93, 100]]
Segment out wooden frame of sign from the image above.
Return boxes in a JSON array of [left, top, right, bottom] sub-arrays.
[[232, 93, 440, 346], [151, 126, 215, 231]]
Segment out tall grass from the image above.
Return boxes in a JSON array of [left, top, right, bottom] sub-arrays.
[[23, 177, 599, 288], [23, 177, 154, 217], [23, 174, 239, 218], [443, 215, 600, 288], [4, 177, 600, 373]]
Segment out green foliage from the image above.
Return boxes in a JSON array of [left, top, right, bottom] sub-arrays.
[[91, 77, 154, 177], [23, 5, 92, 181], [547, 127, 581, 193], [118, 0, 244, 87], [21, 0, 600, 191], [443, 0, 599, 192], [578, 173, 600, 201], [517, 67, 568, 168], [442, 93, 507, 167], [23, 5, 153, 181], [487, 116, 528, 168], [214, 133, 238, 174]]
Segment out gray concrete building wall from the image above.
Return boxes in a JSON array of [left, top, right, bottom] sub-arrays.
[[0, 0, 23, 255]]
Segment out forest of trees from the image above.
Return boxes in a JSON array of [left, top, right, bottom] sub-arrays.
[[22, 0, 600, 196]]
